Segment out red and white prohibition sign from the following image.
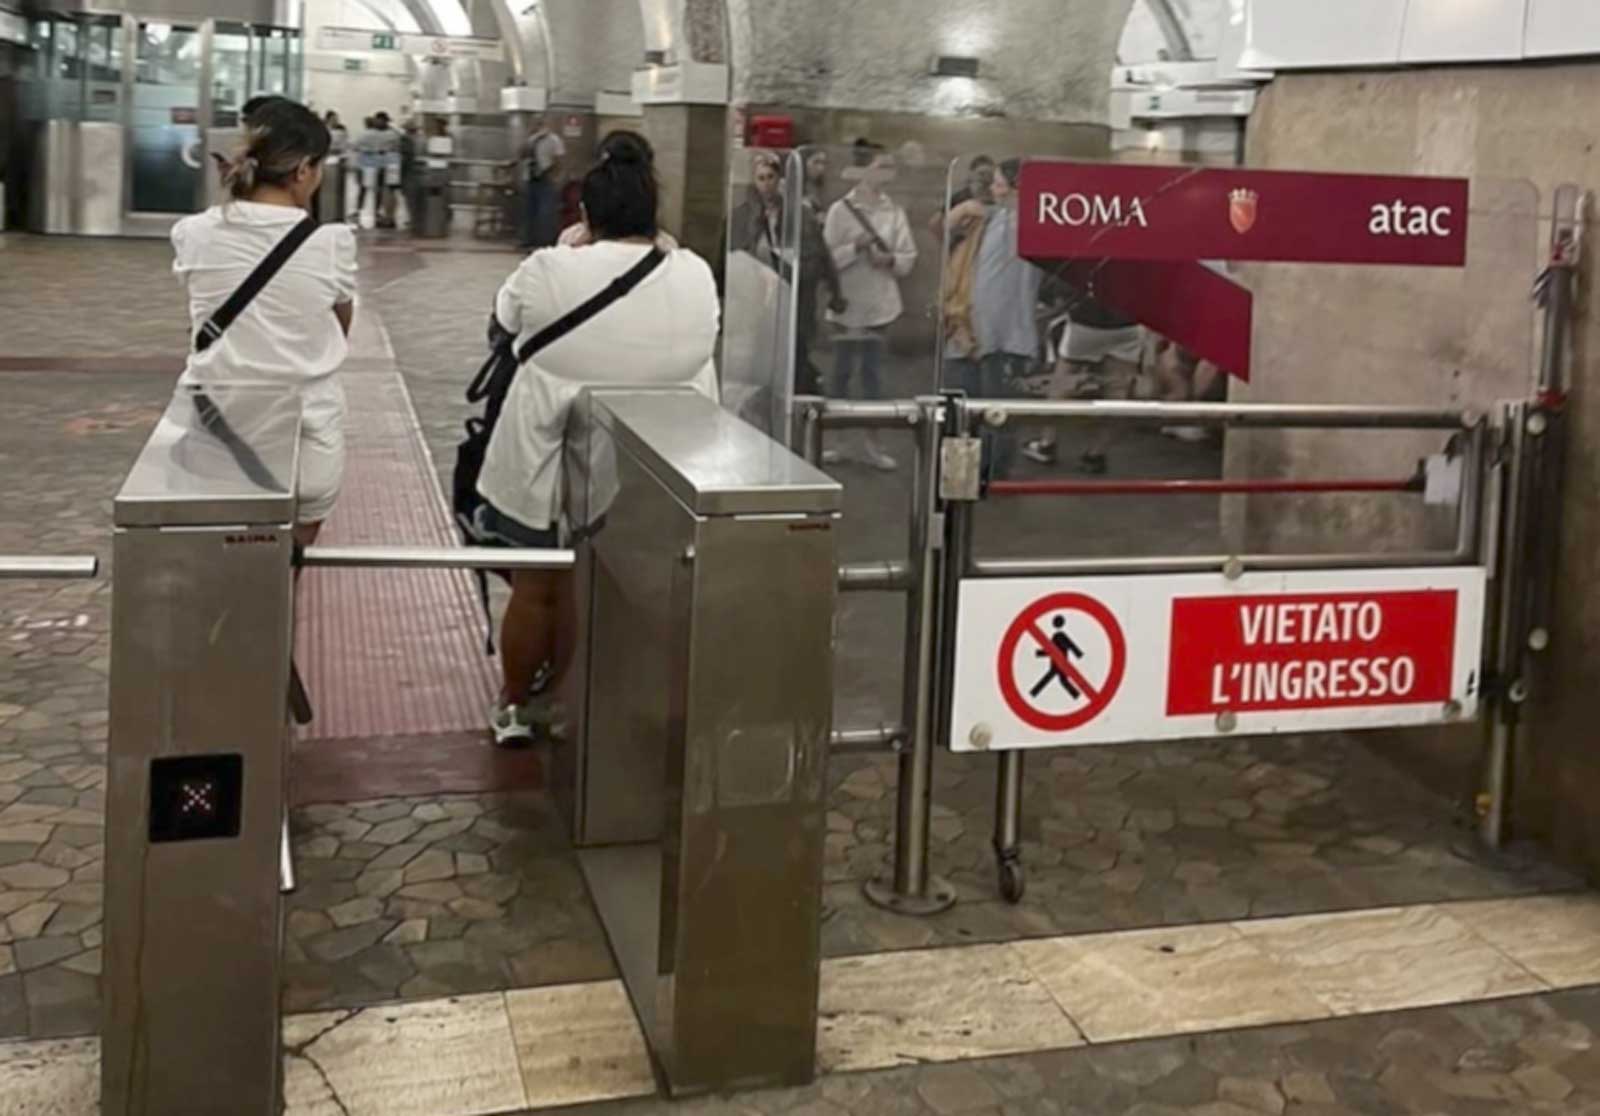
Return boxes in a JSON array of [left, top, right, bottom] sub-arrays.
[[996, 593, 1127, 732]]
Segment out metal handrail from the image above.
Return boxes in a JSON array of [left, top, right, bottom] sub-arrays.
[[969, 549, 1473, 580], [838, 560, 911, 593], [0, 556, 99, 579], [966, 399, 1475, 430], [298, 546, 574, 571], [831, 725, 907, 753], [987, 476, 1423, 497]]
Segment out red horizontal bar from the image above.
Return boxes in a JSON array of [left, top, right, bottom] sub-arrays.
[[988, 477, 1422, 498]]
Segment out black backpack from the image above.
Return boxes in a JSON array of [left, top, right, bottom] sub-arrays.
[[452, 246, 666, 645]]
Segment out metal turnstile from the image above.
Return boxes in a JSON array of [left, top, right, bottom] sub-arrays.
[[101, 382, 836, 1110], [99, 384, 573, 1114], [103, 386, 301, 1116], [560, 389, 842, 1095]]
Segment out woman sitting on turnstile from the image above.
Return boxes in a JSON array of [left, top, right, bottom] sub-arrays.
[[172, 98, 356, 545], [475, 132, 720, 747]]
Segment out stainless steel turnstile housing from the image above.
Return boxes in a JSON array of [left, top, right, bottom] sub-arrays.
[[560, 389, 842, 1095], [102, 386, 300, 1116]]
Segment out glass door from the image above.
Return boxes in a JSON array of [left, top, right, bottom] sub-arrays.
[[129, 20, 201, 213]]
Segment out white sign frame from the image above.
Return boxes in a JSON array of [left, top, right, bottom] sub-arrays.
[[317, 27, 506, 63], [950, 566, 1486, 753]]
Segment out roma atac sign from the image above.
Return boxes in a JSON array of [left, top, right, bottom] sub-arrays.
[[950, 568, 1486, 753], [1017, 161, 1470, 267]]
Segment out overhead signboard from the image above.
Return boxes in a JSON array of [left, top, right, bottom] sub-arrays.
[[1017, 161, 1470, 267], [317, 26, 505, 63], [950, 567, 1486, 753]]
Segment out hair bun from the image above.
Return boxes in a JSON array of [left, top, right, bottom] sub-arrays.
[[601, 133, 651, 167]]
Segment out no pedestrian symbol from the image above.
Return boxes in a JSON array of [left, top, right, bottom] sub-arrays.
[[996, 593, 1126, 732]]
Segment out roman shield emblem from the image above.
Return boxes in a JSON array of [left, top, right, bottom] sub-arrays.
[[1229, 188, 1258, 234]]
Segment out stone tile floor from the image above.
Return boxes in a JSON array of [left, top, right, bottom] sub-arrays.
[[0, 235, 1583, 1056], [283, 792, 612, 1013], [539, 986, 1600, 1115]]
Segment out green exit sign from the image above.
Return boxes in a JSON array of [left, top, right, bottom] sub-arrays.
[[371, 32, 397, 50]]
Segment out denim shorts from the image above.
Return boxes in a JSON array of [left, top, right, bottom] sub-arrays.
[[473, 503, 560, 549]]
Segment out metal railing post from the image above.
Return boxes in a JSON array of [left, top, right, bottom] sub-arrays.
[[865, 397, 956, 915], [1479, 185, 1584, 848]]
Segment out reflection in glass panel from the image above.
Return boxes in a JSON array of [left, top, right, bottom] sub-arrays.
[[212, 24, 251, 126], [82, 17, 123, 123], [257, 28, 291, 97], [131, 22, 202, 213]]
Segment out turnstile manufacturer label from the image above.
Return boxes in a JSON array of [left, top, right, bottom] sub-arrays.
[[950, 566, 1486, 752]]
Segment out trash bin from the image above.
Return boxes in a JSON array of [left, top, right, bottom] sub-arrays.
[[316, 156, 346, 225], [416, 164, 450, 238]]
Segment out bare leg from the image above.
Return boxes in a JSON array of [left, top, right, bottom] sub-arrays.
[[1085, 354, 1142, 466], [499, 568, 568, 707]]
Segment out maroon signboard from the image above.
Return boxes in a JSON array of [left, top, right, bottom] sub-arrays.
[[1018, 161, 1470, 267], [1057, 258, 1254, 380]]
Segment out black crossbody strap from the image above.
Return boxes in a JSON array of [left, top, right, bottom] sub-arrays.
[[194, 215, 321, 352], [514, 247, 666, 366]]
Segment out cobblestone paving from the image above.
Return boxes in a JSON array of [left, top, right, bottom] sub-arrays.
[[542, 986, 1600, 1115], [817, 738, 1576, 957], [282, 791, 612, 1013], [0, 372, 170, 1039]]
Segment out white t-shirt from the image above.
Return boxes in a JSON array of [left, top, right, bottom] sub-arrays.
[[823, 189, 917, 332], [173, 201, 357, 430], [478, 241, 721, 531]]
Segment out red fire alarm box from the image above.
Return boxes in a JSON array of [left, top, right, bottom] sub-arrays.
[[749, 115, 794, 149]]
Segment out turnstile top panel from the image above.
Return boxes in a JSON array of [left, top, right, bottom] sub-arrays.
[[593, 390, 842, 517], [115, 385, 300, 528]]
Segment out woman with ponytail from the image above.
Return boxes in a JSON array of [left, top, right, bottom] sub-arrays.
[[474, 130, 719, 746], [171, 98, 357, 543]]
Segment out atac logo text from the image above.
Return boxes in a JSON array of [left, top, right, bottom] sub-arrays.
[[1035, 192, 1149, 229], [1369, 199, 1453, 237]]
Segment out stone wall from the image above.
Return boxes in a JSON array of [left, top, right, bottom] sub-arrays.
[[1236, 64, 1600, 877], [726, 0, 1134, 124]]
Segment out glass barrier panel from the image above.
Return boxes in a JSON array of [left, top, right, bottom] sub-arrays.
[[720, 145, 800, 439], [935, 150, 1540, 566]]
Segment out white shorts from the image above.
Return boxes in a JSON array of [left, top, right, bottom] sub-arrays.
[[296, 413, 345, 525], [1057, 322, 1145, 365]]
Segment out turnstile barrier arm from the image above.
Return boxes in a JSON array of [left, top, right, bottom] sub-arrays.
[[297, 545, 574, 571], [0, 555, 99, 579]]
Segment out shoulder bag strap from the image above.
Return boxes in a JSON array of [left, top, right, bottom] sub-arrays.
[[842, 198, 891, 255], [514, 246, 667, 366], [194, 214, 321, 353]]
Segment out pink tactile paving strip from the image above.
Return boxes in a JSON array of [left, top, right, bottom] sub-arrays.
[[288, 368, 535, 803]]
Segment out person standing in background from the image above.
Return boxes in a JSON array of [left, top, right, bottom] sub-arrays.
[[323, 110, 348, 156], [399, 119, 421, 229], [369, 111, 402, 229], [729, 150, 784, 268], [796, 146, 846, 396], [822, 140, 917, 470], [521, 112, 566, 250], [930, 154, 995, 241], [943, 159, 1040, 478]]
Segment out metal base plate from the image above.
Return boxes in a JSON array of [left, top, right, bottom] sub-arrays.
[[863, 874, 957, 916]]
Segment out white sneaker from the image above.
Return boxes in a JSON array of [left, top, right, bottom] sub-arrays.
[[1162, 425, 1209, 443], [821, 448, 843, 466], [490, 702, 536, 748], [864, 445, 898, 472]]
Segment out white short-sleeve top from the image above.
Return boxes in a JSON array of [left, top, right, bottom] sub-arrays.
[[478, 241, 721, 531], [172, 201, 357, 425]]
